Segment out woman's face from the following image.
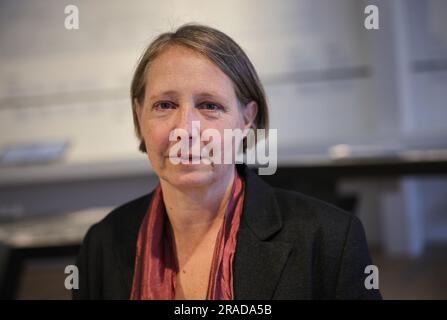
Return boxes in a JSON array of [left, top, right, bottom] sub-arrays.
[[135, 45, 257, 188]]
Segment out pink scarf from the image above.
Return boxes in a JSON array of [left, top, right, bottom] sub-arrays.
[[130, 173, 245, 300]]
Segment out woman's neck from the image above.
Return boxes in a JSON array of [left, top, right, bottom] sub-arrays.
[[159, 167, 236, 241]]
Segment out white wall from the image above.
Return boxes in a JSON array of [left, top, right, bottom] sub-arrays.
[[0, 0, 380, 163]]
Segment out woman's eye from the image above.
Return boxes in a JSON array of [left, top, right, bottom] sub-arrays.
[[154, 102, 175, 110], [199, 103, 221, 111]]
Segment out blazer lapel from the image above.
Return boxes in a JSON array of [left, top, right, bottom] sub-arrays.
[[234, 166, 293, 299], [234, 223, 292, 299]]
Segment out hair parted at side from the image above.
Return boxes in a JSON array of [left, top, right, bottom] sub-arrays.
[[130, 23, 269, 153]]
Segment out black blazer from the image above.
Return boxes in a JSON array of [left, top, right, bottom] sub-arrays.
[[73, 165, 381, 300]]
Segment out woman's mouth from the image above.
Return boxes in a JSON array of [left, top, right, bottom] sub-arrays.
[[168, 153, 204, 163]]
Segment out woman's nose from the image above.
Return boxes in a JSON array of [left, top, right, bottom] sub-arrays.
[[176, 105, 200, 137]]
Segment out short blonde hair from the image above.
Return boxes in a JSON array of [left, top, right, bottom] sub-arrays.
[[130, 23, 269, 153]]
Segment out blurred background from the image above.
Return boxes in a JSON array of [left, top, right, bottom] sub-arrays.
[[0, 0, 446, 299]]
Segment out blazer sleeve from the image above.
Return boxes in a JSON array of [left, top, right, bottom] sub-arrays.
[[335, 216, 382, 299], [72, 223, 103, 300]]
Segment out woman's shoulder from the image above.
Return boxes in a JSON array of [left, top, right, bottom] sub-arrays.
[[103, 193, 152, 226], [270, 187, 363, 244], [273, 187, 353, 222], [263, 187, 379, 299], [74, 193, 153, 299], [242, 166, 359, 238], [83, 192, 153, 245]]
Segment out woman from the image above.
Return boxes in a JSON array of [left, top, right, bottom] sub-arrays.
[[73, 24, 381, 300]]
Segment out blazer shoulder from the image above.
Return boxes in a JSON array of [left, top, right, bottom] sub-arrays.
[[271, 187, 360, 243], [274, 187, 353, 222], [74, 193, 152, 299], [84, 192, 153, 245], [102, 193, 152, 226], [270, 187, 380, 299]]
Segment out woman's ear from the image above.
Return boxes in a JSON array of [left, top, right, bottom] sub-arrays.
[[242, 101, 258, 130]]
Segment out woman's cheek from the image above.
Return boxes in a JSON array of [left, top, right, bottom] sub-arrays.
[[145, 135, 160, 156]]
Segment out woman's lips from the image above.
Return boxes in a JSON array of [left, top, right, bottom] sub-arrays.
[[168, 154, 204, 162], [181, 155, 201, 161]]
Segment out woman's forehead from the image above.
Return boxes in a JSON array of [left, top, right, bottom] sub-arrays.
[[145, 46, 237, 100]]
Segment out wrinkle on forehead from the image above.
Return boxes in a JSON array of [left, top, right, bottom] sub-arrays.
[[144, 45, 238, 104]]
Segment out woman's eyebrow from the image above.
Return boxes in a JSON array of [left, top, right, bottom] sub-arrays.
[[148, 90, 179, 101], [195, 92, 229, 103], [148, 90, 229, 103]]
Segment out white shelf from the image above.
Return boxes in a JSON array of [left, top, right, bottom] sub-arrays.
[[0, 156, 153, 187]]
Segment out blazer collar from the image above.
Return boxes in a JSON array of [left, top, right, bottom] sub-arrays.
[[237, 164, 283, 240], [233, 165, 292, 299]]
